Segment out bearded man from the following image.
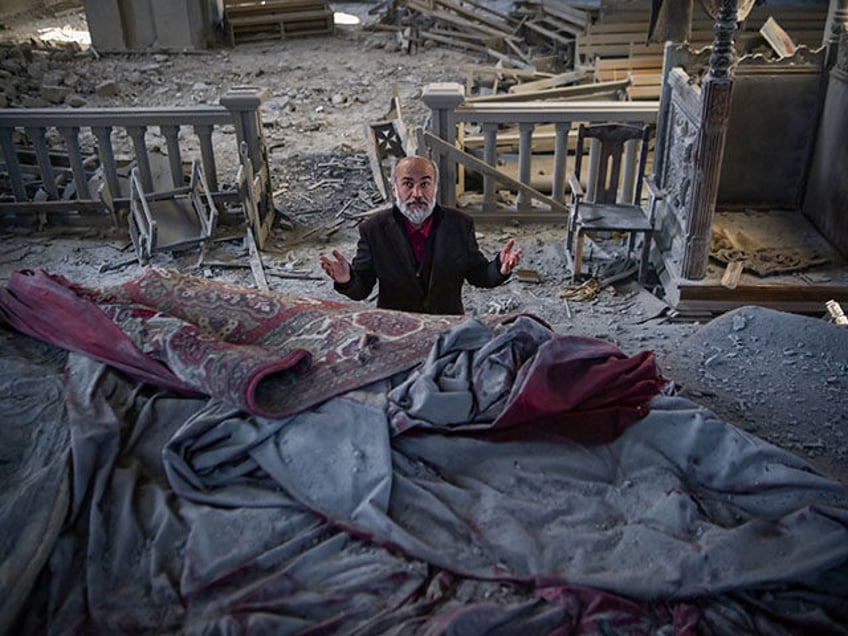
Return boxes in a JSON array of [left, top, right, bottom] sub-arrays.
[[319, 155, 522, 315]]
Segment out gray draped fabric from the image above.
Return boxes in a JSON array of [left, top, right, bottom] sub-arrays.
[[3, 317, 848, 634]]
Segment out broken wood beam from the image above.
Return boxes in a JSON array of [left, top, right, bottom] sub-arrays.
[[720, 260, 745, 290], [406, 0, 518, 40], [421, 30, 490, 55], [539, 3, 590, 30], [462, 64, 551, 78], [523, 19, 577, 47], [485, 47, 535, 70], [826, 299, 848, 325], [438, 0, 514, 25], [429, 0, 514, 35], [245, 226, 268, 290], [507, 69, 588, 93], [467, 78, 630, 102]]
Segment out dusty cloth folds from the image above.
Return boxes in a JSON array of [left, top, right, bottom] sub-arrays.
[[387, 314, 671, 444], [387, 314, 554, 433], [3, 273, 848, 634], [164, 318, 848, 602], [0, 326, 70, 630]]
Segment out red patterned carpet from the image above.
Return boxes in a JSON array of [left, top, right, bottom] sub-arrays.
[[0, 267, 468, 417]]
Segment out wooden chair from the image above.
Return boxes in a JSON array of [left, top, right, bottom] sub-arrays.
[[565, 122, 663, 283], [129, 159, 218, 264]]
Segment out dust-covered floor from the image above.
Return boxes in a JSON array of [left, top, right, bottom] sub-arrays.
[[1, 2, 846, 483]]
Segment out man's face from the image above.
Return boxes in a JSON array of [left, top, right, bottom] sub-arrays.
[[393, 157, 437, 224]]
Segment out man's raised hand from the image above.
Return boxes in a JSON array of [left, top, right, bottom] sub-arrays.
[[319, 249, 351, 284], [499, 239, 523, 275]]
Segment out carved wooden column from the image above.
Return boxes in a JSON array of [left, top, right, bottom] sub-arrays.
[[680, 0, 737, 279]]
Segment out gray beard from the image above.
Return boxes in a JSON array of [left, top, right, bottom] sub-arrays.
[[396, 197, 436, 226]]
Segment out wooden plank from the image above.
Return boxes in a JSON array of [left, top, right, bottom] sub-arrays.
[[628, 73, 662, 85], [226, 0, 329, 17], [595, 56, 664, 71], [439, 0, 514, 25], [826, 300, 848, 325], [431, 0, 513, 35], [463, 64, 551, 79], [423, 130, 569, 216], [468, 78, 631, 103], [626, 86, 661, 100], [672, 282, 848, 316], [226, 1, 328, 10], [540, 4, 589, 29], [485, 47, 535, 70], [406, 0, 518, 39], [229, 13, 332, 43], [228, 9, 332, 27], [597, 68, 662, 82], [720, 260, 745, 289], [426, 27, 503, 46], [421, 30, 490, 54], [577, 42, 665, 60], [508, 70, 588, 94], [245, 226, 269, 290], [534, 14, 583, 38], [523, 19, 576, 47]]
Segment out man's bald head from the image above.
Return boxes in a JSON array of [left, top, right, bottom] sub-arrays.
[[391, 155, 439, 226]]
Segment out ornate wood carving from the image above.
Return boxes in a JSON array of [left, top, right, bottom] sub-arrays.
[[666, 106, 697, 222], [680, 0, 737, 280]]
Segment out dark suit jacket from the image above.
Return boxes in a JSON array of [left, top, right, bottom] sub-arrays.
[[335, 205, 507, 314]]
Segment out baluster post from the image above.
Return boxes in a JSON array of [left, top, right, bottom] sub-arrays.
[[422, 82, 465, 207], [57, 126, 91, 200], [551, 121, 571, 204], [482, 122, 498, 212], [517, 122, 534, 211], [161, 125, 183, 188], [0, 128, 27, 201]]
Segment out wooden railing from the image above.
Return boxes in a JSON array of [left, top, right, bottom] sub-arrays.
[[0, 86, 273, 244], [420, 82, 660, 222]]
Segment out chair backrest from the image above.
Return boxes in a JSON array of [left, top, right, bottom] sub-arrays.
[[573, 123, 652, 205]]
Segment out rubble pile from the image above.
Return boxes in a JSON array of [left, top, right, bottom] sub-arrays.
[[371, 0, 596, 97], [0, 40, 90, 108]]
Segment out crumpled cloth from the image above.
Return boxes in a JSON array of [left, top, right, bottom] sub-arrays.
[[165, 318, 848, 602], [4, 319, 848, 634], [387, 314, 671, 443], [0, 286, 848, 636]]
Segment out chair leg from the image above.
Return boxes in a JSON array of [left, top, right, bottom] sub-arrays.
[[638, 230, 652, 284], [573, 232, 586, 280]]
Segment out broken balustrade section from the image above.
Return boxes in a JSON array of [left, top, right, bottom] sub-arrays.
[[0, 86, 275, 251]]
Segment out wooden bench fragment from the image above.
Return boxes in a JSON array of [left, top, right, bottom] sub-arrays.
[[224, 0, 334, 45]]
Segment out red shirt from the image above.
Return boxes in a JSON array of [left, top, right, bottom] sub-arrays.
[[402, 215, 434, 263]]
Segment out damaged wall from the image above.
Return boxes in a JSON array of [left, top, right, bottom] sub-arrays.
[[80, 0, 220, 50]]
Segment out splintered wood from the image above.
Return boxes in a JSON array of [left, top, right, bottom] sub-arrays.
[[826, 300, 848, 325]]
